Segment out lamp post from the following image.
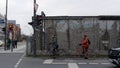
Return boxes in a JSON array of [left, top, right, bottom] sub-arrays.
[[33, 0, 37, 56], [4, 0, 8, 50]]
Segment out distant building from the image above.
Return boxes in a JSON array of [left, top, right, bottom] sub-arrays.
[[16, 24, 21, 41], [0, 13, 21, 42], [0, 13, 5, 40], [7, 20, 21, 41]]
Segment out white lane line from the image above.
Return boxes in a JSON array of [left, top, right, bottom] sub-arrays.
[[101, 63, 110, 65], [14, 53, 25, 68], [43, 59, 53, 64], [78, 63, 87, 64], [52, 62, 67, 64], [89, 63, 99, 64], [68, 63, 79, 68]]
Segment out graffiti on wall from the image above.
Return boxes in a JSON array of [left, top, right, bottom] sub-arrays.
[[45, 18, 120, 51]]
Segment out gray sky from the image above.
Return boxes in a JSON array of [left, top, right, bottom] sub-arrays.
[[0, 0, 120, 35]]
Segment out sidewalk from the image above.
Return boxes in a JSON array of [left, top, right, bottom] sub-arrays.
[[0, 41, 26, 53]]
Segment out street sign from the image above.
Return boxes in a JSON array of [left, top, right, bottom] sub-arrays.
[[0, 19, 5, 24]]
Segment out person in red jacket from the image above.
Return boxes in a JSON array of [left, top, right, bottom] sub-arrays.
[[81, 35, 89, 59]]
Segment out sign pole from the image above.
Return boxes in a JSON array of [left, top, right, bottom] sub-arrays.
[[33, 0, 36, 56], [4, 0, 8, 50]]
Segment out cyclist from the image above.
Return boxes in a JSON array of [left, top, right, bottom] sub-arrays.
[[80, 35, 90, 59], [51, 34, 58, 55]]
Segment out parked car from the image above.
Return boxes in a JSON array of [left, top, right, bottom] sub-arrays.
[[108, 48, 120, 66], [0, 40, 4, 47]]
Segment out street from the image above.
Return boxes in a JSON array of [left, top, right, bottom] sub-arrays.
[[1, 0, 120, 68], [0, 42, 119, 68], [0, 54, 118, 68], [0, 53, 24, 68], [17, 57, 118, 68], [0, 41, 26, 68]]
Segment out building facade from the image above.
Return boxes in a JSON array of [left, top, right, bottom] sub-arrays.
[[0, 13, 5, 40], [7, 20, 21, 42]]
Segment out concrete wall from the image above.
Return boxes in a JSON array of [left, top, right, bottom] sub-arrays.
[[34, 16, 120, 55], [44, 17, 120, 51]]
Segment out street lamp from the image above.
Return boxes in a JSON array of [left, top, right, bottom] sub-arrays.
[[33, 0, 37, 56], [4, 0, 8, 50]]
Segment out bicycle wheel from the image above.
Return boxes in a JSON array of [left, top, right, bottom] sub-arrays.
[[58, 49, 65, 56]]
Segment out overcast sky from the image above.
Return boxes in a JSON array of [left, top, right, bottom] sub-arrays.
[[0, 0, 120, 35]]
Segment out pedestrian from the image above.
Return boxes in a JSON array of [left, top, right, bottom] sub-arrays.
[[51, 34, 58, 54], [7, 38, 10, 50], [13, 26, 17, 48], [9, 27, 13, 52], [14, 39, 17, 48], [12, 40, 15, 48], [80, 35, 90, 59], [13, 35, 17, 48]]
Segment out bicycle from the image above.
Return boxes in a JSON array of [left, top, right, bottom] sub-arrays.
[[74, 44, 83, 58], [47, 46, 66, 58]]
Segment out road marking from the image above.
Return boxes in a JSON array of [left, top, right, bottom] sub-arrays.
[[42, 59, 111, 65], [101, 63, 110, 65], [52, 62, 67, 64], [44, 62, 111, 65], [89, 63, 99, 64], [14, 53, 25, 68], [43, 59, 53, 64], [78, 62, 87, 64], [68, 63, 79, 68]]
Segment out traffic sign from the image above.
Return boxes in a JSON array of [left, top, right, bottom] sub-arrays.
[[0, 19, 5, 24]]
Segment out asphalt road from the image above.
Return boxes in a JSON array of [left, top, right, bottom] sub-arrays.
[[0, 41, 119, 68], [0, 53, 24, 68], [0, 41, 26, 68], [17, 57, 118, 68], [0, 54, 118, 68]]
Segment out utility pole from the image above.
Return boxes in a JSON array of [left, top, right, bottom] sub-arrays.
[[33, 0, 37, 56], [4, 0, 8, 50], [41, 11, 45, 50]]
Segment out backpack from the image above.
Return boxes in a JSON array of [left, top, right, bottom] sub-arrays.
[[88, 39, 91, 45]]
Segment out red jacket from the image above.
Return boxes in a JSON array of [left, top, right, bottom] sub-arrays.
[[81, 37, 89, 47]]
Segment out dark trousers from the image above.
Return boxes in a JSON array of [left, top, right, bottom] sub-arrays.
[[7, 39, 11, 50], [14, 40, 17, 48], [52, 45, 59, 54]]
